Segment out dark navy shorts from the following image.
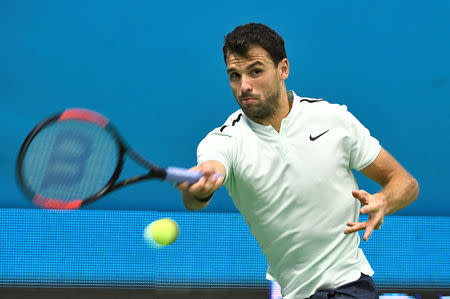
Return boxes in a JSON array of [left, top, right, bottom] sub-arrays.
[[308, 273, 378, 299]]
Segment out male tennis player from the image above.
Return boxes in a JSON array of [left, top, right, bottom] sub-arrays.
[[176, 23, 419, 298]]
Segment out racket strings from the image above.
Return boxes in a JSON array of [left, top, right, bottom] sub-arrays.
[[22, 120, 119, 203]]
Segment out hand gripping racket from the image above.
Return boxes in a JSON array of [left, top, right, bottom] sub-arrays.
[[16, 108, 202, 209]]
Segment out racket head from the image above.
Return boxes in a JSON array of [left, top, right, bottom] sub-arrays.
[[16, 109, 125, 209]]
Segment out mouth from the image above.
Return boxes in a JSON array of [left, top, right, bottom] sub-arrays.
[[240, 97, 259, 105]]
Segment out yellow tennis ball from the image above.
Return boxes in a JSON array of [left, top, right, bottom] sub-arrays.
[[146, 218, 179, 246]]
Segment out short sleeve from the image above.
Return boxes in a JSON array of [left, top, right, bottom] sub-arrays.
[[341, 107, 381, 171], [197, 129, 234, 184]]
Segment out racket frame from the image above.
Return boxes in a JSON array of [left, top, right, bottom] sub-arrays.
[[16, 110, 169, 209]]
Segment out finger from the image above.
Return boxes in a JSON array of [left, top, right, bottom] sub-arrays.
[[212, 174, 225, 190], [201, 172, 223, 189], [187, 176, 208, 193], [175, 181, 190, 191], [344, 221, 367, 234], [363, 226, 373, 241], [363, 214, 382, 241], [360, 204, 378, 215], [375, 218, 383, 230], [191, 179, 218, 198], [190, 165, 222, 185], [206, 173, 219, 183], [352, 190, 370, 205], [204, 180, 215, 193], [175, 166, 207, 189], [193, 164, 216, 177]]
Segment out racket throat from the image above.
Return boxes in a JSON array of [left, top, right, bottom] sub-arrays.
[[149, 168, 167, 180]]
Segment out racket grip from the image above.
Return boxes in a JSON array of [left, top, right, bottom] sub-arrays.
[[165, 167, 203, 184]]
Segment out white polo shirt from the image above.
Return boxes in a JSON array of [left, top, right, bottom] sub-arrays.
[[197, 91, 381, 298]]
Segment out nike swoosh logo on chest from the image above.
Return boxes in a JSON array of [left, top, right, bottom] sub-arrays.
[[309, 129, 330, 141]]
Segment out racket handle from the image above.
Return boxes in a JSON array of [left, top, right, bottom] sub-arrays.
[[165, 167, 203, 184]]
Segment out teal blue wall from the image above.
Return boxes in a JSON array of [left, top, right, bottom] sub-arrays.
[[1, 1, 449, 215]]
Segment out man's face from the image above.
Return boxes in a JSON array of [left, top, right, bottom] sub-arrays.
[[226, 47, 283, 121]]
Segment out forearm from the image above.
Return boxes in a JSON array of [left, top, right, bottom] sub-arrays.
[[379, 170, 419, 215]]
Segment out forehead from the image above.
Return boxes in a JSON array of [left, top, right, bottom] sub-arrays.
[[226, 47, 274, 70]]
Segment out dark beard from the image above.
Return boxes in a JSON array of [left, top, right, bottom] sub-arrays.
[[241, 88, 280, 121]]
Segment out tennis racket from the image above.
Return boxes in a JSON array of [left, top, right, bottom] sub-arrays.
[[16, 108, 202, 210]]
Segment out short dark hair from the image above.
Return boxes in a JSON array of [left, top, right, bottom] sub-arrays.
[[222, 23, 287, 66]]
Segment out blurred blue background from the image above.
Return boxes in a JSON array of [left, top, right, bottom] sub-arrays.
[[1, 0, 449, 214]]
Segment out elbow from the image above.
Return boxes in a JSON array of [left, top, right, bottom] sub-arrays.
[[411, 176, 420, 202]]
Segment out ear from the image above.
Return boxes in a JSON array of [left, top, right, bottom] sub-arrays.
[[278, 58, 289, 80]]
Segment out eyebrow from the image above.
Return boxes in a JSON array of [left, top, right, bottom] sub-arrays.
[[227, 61, 265, 74]]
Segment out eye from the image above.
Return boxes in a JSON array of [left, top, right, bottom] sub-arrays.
[[229, 72, 241, 81], [251, 68, 262, 76]]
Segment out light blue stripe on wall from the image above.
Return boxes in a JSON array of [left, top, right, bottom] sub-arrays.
[[0, 209, 448, 289]]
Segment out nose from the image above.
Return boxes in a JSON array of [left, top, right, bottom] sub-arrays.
[[239, 75, 252, 95]]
